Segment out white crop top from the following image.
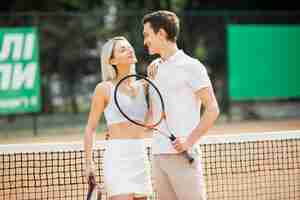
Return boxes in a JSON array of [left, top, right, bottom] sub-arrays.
[[104, 81, 148, 125]]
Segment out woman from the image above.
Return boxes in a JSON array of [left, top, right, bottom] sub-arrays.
[[84, 36, 152, 200]]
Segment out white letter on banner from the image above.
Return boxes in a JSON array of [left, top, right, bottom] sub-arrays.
[[0, 64, 12, 90], [0, 33, 24, 61], [12, 63, 36, 90], [23, 33, 34, 60]]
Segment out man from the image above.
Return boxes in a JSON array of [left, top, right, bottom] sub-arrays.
[[142, 10, 220, 200]]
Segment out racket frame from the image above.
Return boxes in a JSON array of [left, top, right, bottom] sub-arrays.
[[114, 74, 194, 164]]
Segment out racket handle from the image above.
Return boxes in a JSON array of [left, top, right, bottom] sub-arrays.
[[86, 175, 96, 200], [169, 134, 195, 164], [183, 151, 195, 164]]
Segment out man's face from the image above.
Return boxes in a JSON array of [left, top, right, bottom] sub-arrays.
[[143, 22, 161, 55]]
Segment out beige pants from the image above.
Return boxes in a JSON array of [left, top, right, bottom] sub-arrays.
[[152, 153, 207, 200]]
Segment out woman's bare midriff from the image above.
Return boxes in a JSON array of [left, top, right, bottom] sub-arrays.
[[106, 121, 152, 139]]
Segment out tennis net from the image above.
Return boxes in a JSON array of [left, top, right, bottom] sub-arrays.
[[0, 130, 299, 200]]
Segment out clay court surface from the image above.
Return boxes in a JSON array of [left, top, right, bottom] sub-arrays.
[[1, 118, 300, 144]]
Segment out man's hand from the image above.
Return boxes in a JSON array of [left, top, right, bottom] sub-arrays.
[[172, 138, 191, 153]]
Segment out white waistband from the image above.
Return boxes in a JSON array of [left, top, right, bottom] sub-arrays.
[[104, 139, 147, 155]]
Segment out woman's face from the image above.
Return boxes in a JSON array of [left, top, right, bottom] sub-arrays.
[[110, 39, 137, 66]]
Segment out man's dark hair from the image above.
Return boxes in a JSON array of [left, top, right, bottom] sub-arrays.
[[143, 10, 180, 42]]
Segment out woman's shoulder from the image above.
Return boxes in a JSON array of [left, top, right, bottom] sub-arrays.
[[96, 80, 113, 88], [94, 81, 113, 98]]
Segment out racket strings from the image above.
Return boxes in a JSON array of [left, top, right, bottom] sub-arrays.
[[116, 83, 139, 99]]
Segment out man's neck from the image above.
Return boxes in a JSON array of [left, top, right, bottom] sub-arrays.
[[160, 42, 179, 61]]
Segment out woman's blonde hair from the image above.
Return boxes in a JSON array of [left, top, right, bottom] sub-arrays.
[[100, 36, 136, 81]]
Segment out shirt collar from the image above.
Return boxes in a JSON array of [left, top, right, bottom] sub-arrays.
[[160, 50, 183, 65]]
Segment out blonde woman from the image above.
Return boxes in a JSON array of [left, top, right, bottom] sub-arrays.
[[84, 37, 152, 200]]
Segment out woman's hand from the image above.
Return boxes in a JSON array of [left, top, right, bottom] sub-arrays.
[[147, 59, 160, 79], [85, 161, 96, 181]]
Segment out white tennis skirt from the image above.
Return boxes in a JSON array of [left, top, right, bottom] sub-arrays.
[[103, 139, 153, 197]]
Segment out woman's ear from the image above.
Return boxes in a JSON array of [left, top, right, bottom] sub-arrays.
[[110, 58, 117, 65]]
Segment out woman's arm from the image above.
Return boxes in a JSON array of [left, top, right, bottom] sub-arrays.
[[84, 83, 107, 171]]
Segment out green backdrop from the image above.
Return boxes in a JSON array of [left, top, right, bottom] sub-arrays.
[[228, 25, 300, 101]]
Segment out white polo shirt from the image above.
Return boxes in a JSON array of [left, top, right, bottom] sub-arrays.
[[150, 50, 212, 154]]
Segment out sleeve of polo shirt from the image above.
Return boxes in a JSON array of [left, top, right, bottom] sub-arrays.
[[185, 60, 212, 92]]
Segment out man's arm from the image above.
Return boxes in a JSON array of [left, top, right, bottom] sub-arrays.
[[185, 86, 220, 147], [172, 86, 219, 152]]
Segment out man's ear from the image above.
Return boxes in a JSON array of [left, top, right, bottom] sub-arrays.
[[158, 28, 167, 40]]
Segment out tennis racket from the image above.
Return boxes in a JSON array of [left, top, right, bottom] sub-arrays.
[[114, 74, 194, 164], [86, 175, 102, 200]]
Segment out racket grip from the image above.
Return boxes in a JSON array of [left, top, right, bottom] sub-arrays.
[[169, 134, 195, 164], [86, 175, 96, 200], [183, 151, 195, 164]]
